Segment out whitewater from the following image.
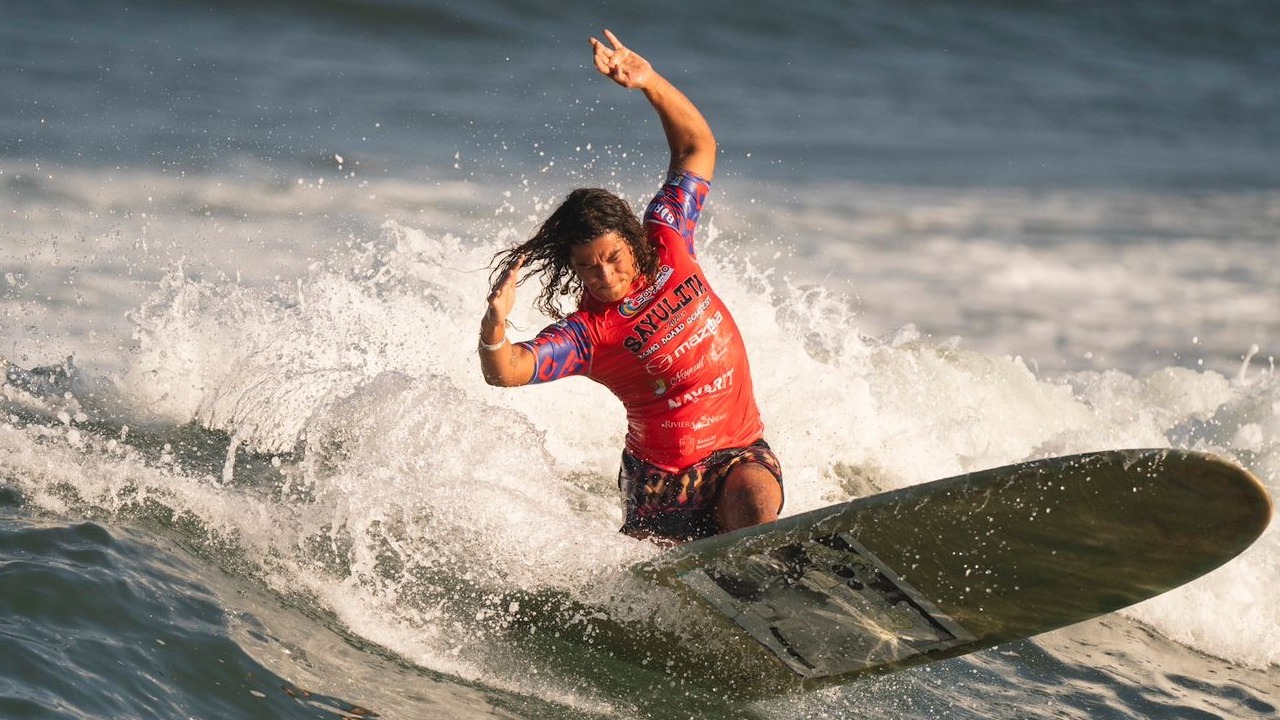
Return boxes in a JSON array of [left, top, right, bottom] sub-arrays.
[[2, 0, 1279, 717], [2, 160, 1278, 718]]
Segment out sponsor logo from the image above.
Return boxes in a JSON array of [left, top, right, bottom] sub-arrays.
[[684, 295, 713, 325], [623, 274, 708, 355], [680, 434, 697, 457], [642, 299, 713, 374], [660, 412, 728, 431], [666, 367, 735, 410], [695, 435, 720, 451], [618, 265, 674, 318], [645, 354, 675, 375], [670, 311, 724, 363], [669, 356, 707, 385], [709, 332, 733, 363], [652, 203, 677, 228], [650, 356, 706, 396], [636, 342, 663, 361]]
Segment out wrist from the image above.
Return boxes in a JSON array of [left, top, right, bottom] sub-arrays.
[[479, 321, 507, 351], [479, 334, 508, 352]]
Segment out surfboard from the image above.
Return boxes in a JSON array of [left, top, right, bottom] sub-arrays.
[[633, 448, 1272, 696]]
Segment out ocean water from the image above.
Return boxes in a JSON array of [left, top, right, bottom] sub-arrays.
[[2, 0, 1279, 718]]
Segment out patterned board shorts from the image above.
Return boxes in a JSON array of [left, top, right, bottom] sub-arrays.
[[618, 439, 784, 543]]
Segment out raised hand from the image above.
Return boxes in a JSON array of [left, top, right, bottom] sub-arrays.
[[484, 254, 525, 340], [590, 29, 653, 90]]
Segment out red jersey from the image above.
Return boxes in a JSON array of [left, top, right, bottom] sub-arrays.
[[517, 171, 765, 472]]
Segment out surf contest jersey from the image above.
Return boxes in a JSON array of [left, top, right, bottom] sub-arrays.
[[516, 170, 764, 472]]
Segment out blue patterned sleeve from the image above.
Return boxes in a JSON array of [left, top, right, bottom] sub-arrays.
[[644, 169, 710, 257], [516, 315, 592, 384]]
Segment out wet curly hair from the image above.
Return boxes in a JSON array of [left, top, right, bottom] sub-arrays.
[[491, 188, 659, 319]]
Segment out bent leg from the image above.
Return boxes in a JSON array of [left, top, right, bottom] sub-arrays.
[[713, 462, 784, 534]]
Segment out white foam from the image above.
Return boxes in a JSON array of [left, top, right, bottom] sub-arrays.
[[3, 163, 1277, 681]]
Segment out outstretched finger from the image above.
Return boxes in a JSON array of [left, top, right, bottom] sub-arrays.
[[590, 37, 611, 74], [603, 28, 623, 50]]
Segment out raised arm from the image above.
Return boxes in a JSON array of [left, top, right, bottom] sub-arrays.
[[590, 30, 716, 180]]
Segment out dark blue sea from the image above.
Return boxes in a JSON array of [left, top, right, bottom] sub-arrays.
[[2, 1, 1278, 718]]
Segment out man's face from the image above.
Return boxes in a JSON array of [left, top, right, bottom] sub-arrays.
[[570, 232, 638, 303]]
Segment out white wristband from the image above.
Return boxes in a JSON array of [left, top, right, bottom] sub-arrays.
[[479, 335, 508, 351]]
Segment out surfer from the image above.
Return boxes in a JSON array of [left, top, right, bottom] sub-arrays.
[[478, 30, 783, 545]]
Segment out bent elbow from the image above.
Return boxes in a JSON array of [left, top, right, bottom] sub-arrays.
[[482, 368, 525, 388], [672, 135, 716, 179], [479, 344, 534, 387]]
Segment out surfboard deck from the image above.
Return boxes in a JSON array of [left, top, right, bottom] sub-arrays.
[[633, 448, 1272, 696]]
